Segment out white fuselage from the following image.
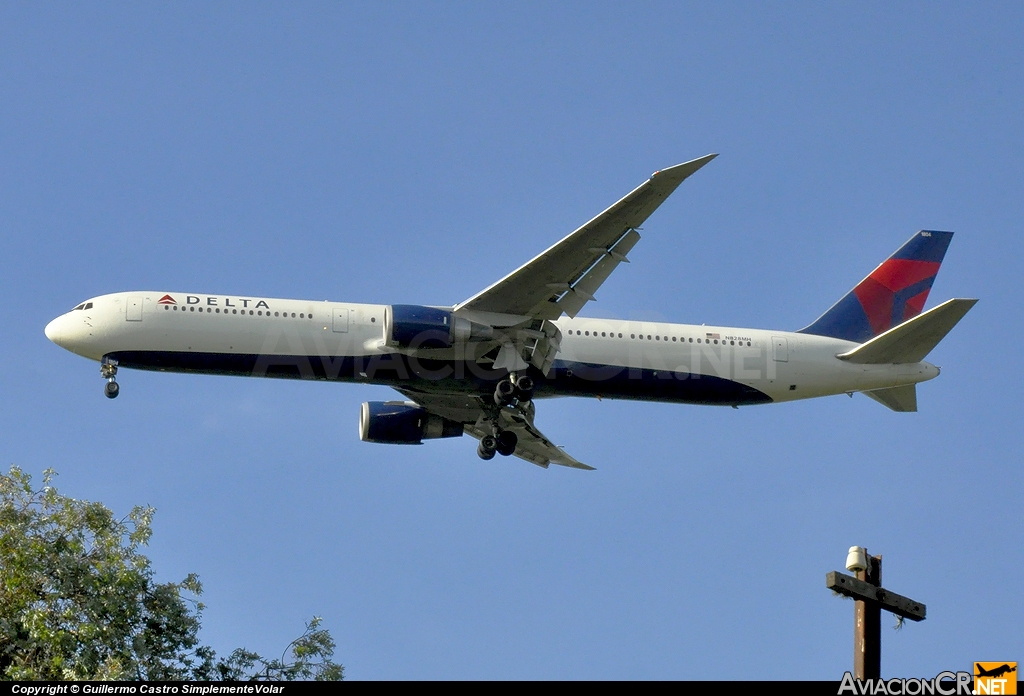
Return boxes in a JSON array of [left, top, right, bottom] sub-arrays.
[[45, 291, 939, 406]]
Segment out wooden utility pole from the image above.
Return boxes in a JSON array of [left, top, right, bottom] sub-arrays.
[[853, 553, 882, 679], [827, 547, 926, 680]]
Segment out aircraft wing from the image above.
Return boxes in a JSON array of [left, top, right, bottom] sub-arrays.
[[395, 388, 594, 471], [454, 154, 717, 320]]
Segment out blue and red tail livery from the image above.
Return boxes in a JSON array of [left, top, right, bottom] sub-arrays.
[[799, 231, 954, 343]]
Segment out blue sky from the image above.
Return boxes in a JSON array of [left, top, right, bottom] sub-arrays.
[[2, 2, 1021, 680]]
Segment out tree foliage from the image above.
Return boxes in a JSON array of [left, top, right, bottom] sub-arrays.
[[0, 466, 343, 681]]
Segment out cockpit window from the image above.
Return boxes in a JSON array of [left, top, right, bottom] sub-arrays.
[[73, 303, 85, 310]]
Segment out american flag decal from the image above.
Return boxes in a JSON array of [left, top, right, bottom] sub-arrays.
[[706, 332, 720, 339]]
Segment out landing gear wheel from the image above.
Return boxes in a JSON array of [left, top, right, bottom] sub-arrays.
[[494, 379, 515, 406], [477, 435, 497, 460], [496, 430, 517, 457], [100, 359, 119, 399], [513, 374, 534, 402]]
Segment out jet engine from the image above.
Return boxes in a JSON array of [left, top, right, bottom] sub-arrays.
[[359, 401, 464, 444], [385, 305, 492, 349]]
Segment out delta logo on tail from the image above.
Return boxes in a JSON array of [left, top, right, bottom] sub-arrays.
[[157, 295, 177, 305], [800, 230, 954, 344]]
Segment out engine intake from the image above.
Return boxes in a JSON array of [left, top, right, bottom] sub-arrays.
[[359, 401, 464, 444], [385, 305, 492, 349]]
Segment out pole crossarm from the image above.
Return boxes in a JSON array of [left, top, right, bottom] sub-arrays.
[[826, 571, 926, 622]]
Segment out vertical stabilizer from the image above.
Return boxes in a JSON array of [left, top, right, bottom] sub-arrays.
[[799, 231, 954, 343]]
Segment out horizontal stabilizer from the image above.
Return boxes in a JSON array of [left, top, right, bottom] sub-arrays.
[[837, 298, 978, 364], [862, 385, 917, 412]]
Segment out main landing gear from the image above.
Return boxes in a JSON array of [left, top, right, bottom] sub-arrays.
[[477, 435, 497, 460], [101, 358, 119, 399], [477, 430, 518, 460], [477, 373, 533, 460], [493, 373, 533, 406]]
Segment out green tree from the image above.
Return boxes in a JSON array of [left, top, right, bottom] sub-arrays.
[[0, 466, 343, 681]]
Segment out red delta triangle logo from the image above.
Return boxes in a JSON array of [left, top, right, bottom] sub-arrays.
[[157, 295, 177, 305], [852, 258, 940, 336]]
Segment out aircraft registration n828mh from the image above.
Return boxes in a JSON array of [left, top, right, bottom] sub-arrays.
[[45, 154, 977, 470]]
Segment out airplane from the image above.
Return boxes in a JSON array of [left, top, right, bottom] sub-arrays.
[[975, 664, 1017, 679], [44, 154, 977, 471]]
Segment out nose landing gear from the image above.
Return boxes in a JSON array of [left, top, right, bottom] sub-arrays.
[[101, 358, 119, 399]]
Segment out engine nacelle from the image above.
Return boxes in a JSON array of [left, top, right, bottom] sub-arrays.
[[385, 305, 492, 349], [359, 401, 464, 444]]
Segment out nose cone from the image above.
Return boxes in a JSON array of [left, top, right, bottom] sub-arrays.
[[44, 309, 101, 360], [45, 316, 64, 347]]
